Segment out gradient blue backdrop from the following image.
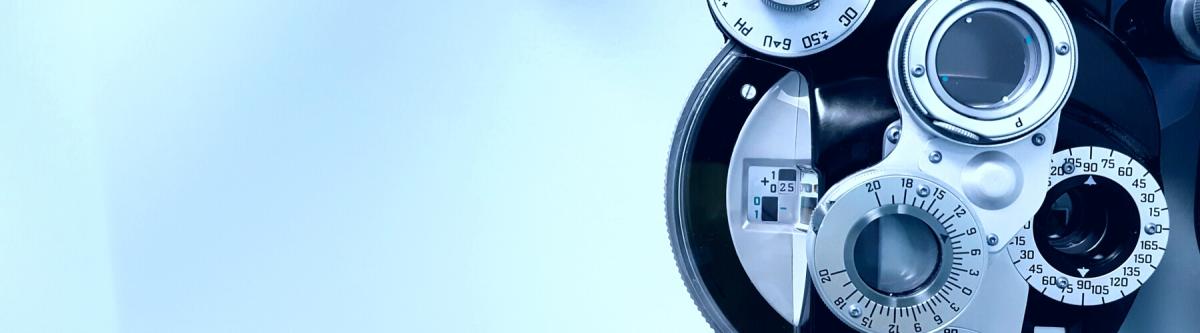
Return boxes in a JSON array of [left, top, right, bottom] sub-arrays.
[[0, 1, 720, 332]]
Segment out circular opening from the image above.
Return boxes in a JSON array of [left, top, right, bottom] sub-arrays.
[[852, 212, 942, 296], [934, 9, 1040, 109], [1033, 175, 1140, 278]]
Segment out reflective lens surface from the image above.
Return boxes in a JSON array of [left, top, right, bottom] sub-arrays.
[[853, 213, 941, 296], [935, 10, 1039, 109]]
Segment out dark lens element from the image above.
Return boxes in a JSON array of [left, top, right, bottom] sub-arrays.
[[853, 213, 941, 296], [1033, 175, 1140, 278], [935, 10, 1038, 109]]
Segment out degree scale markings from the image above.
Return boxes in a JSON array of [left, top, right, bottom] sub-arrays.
[[707, 0, 876, 58], [809, 175, 987, 333], [1006, 147, 1169, 306]]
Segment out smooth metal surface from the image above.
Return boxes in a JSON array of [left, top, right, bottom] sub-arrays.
[[961, 151, 1023, 210], [725, 72, 813, 325], [887, 0, 1070, 253]]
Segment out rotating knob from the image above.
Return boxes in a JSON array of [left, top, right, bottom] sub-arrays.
[[773, 0, 818, 5], [768, 0, 820, 9], [1169, 0, 1200, 61], [707, 0, 875, 58], [1116, 0, 1200, 61]]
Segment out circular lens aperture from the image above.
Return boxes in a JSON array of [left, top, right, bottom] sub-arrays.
[[853, 213, 941, 296], [809, 175, 988, 333], [935, 9, 1040, 110], [892, 0, 1076, 142], [1006, 147, 1169, 306], [1033, 175, 1140, 278]]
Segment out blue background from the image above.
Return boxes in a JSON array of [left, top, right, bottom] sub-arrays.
[[0, 1, 719, 332]]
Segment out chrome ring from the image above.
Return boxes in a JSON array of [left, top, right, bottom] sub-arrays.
[[925, 2, 1049, 120], [843, 204, 954, 308], [890, 0, 1078, 143], [808, 174, 989, 333]]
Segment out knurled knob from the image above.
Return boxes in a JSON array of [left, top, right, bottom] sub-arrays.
[[1171, 0, 1200, 60]]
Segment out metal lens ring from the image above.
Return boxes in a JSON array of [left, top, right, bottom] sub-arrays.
[[809, 174, 988, 333], [927, 2, 1048, 117], [890, 0, 1077, 143], [1006, 147, 1170, 306]]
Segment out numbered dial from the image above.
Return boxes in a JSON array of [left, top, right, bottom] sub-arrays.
[[809, 175, 988, 333], [708, 0, 875, 58], [1007, 147, 1169, 306]]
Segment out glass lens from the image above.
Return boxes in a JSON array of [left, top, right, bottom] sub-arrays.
[[1033, 175, 1140, 278], [853, 214, 940, 296], [935, 10, 1038, 109]]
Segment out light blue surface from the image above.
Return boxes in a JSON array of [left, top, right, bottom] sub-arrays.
[[0, 1, 719, 332]]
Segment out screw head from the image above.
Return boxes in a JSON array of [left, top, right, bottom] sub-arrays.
[[917, 185, 931, 197], [929, 151, 943, 163], [1145, 224, 1159, 235], [912, 65, 926, 77], [806, 1, 820, 10], [1056, 278, 1069, 289], [987, 234, 999, 246], [740, 84, 757, 100], [1033, 133, 1046, 146], [848, 305, 862, 318], [1056, 43, 1071, 55], [1062, 161, 1076, 175], [886, 125, 902, 144]]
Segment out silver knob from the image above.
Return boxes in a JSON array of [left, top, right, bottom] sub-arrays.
[[772, 0, 820, 6], [767, 0, 821, 11], [1170, 0, 1200, 61]]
